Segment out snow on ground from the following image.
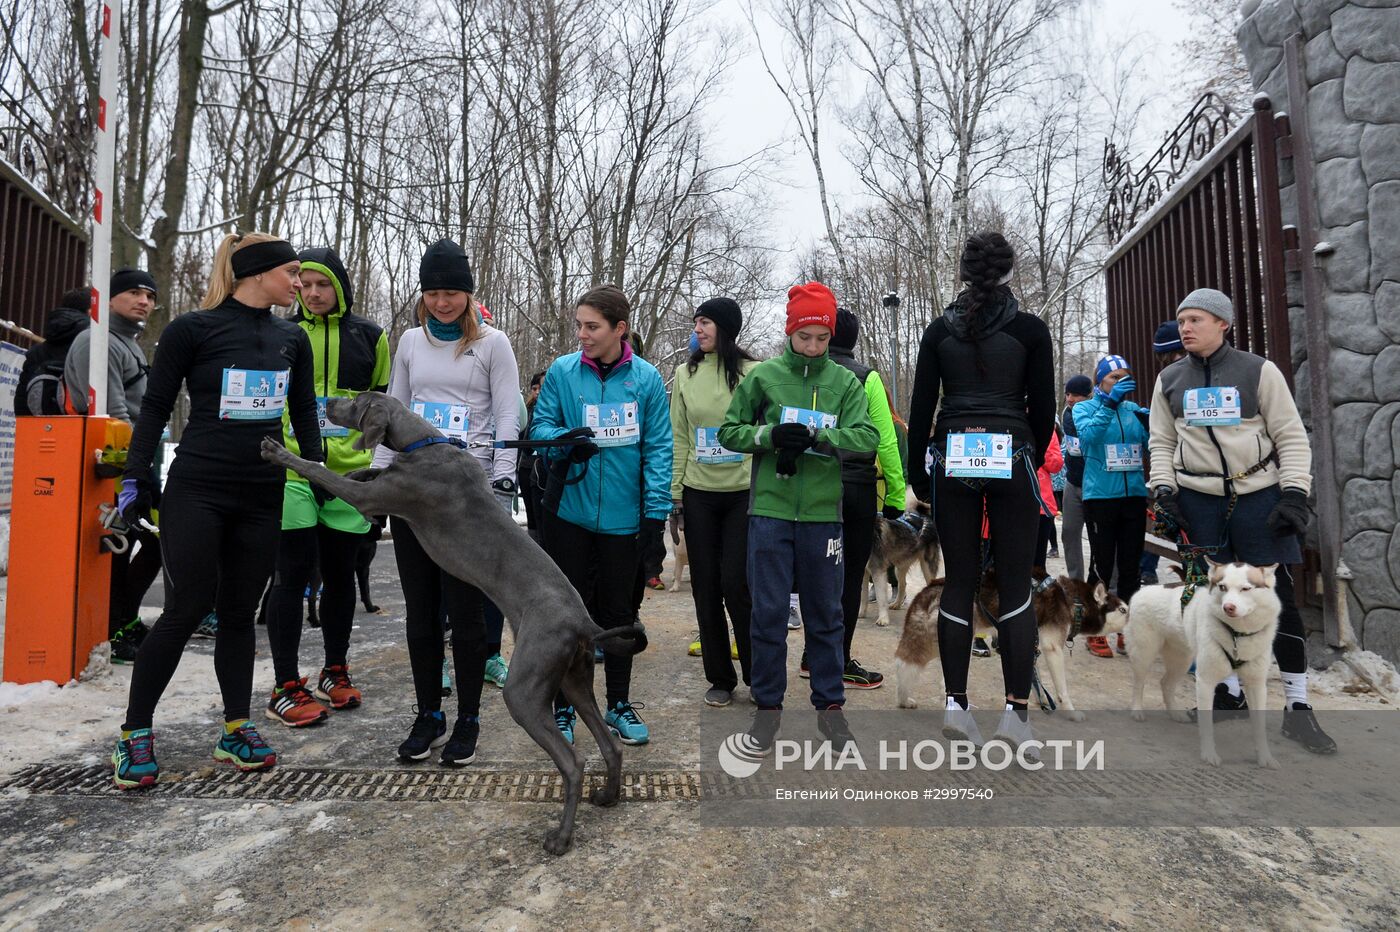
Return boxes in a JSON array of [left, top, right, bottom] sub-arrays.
[[1311, 649, 1400, 703]]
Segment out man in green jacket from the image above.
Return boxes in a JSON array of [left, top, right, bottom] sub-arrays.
[[719, 283, 878, 750]]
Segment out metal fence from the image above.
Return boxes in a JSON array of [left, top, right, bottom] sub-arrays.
[[1102, 94, 1292, 387], [0, 158, 89, 347]]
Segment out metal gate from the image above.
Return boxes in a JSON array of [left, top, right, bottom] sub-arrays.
[[1101, 94, 1291, 389], [0, 157, 89, 346]]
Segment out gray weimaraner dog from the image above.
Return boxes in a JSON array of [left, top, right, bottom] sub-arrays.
[[260, 392, 643, 855]]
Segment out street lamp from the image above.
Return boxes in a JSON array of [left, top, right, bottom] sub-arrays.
[[882, 291, 901, 401]]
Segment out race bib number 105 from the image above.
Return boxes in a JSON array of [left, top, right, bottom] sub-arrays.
[[220, 368, 288, 420], [1183, 386, 1242, 426]]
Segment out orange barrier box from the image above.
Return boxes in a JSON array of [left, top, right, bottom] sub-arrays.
[[3, 417, 128, 684]]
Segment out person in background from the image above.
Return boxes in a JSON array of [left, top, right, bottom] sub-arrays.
[[1138, 320, 1187, 588], [15, 287, 89, 417], [1059, 375, 1093, 581], [1035, 429, 1064, 569], [518, 371, 547, 543]]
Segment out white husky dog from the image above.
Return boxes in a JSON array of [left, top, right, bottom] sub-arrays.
[[1126, 559, 1281, 769]]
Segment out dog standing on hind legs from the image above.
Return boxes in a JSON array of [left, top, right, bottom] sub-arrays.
[[1126, 559, 1281, 769], [261, 392, 644, 855]]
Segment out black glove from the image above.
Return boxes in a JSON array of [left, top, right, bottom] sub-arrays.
[[882, 505, 903, 520], [776, 447, 800, 477], [562, 426, 595, 441], [772, 422, 816, 451], [1267, 489, 1311, 538], [568, 441, 600, 464], [1153, 486, 1190, 535], [310, 483, 336, 508], [118, 477, 154, 526], [639, 517, 665, 553]]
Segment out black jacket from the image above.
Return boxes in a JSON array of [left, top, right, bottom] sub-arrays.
[[15, 306, 88, 416], [125, 297, 322, 485], [1061, 406, 1084, 487], [828, 345, 878, 485], [906, 289, 1056, 500]]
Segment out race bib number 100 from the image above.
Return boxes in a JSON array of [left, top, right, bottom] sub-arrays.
[[220, 368, 288, 420], [945, 432, 1013, 479], [1183, 386, 1242, 426], [1105, 443, 1143, 472], [584, 401, 640, 446]]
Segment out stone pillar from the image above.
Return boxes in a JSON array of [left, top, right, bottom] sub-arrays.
[[1238, 0, 1400, 661]]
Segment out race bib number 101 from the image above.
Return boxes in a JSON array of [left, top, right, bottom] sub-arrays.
[[220, 368, 288, 420], [584, 401, 640, 447]]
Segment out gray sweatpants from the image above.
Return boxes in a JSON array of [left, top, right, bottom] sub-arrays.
[[1061, 481, 1086, 581]]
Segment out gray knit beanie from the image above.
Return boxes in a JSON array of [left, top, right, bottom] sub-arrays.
[[1177, 288, 1234, 326]]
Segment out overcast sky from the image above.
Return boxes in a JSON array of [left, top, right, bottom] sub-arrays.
[[707, 0, 1198, 266]]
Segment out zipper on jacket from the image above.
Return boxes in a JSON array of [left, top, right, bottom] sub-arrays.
[[1201, 356, 1233, 495]]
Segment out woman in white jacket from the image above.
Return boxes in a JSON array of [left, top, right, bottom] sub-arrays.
[[374, 239, 520, 766]]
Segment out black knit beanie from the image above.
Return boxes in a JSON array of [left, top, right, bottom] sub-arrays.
[[695, 297, 742, 339], [831, 308, 859, 350], [419, 239, 475, 293], [111, 268, 157, 297]]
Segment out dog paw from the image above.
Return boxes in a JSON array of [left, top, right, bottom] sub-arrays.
[[1257, 754, 1279, 770], [1131, 709, 1145, 722], [542, 828, 574, 856], [591, 787, 619, 808], [897, 698, 918, 709], [875, 617, 890, 628], [1066, 710, 1086, 723], [259, 437, 288, 463], [1201, 751, 1222, 767], [1169, 710, 1193, 724]]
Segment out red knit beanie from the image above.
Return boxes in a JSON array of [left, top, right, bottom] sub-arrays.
[[785, 282, 837, 335]]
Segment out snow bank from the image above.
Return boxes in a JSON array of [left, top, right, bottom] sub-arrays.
[[1311, 650, 1400, 702], [0, 679, 60, 706]]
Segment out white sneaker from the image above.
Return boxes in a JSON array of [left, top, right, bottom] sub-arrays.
[[993, 704, 1041, 764], [941, 696, 983, 746], [787, 605, 802, 629]]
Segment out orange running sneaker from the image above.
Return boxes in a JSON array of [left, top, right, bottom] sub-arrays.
[[266, 677, 330, 727], [1085, 636, 1114, 658], [314, 665, 363, 709]]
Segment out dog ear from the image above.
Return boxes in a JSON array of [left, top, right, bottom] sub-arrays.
[[1257, 563, 1278, 587], [1091, 580, 1108, 604], [353, 403, 390, 451]]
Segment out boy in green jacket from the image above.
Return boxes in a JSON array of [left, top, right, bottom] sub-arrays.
[[719, 283, 878, 747]]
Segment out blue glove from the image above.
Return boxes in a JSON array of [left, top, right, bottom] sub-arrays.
[[1105, 377, 1136, 407], [118, 478, 153, 526]]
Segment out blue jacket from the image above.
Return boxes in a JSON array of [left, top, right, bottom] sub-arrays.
[[529, 343, 673, 535], [1073, 391, 1150, 501]]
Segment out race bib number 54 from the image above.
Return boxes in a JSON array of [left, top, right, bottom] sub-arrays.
[[220, 368, 288, 420]]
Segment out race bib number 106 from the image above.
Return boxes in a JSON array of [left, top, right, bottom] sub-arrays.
[[945, 432, 1013, 479]]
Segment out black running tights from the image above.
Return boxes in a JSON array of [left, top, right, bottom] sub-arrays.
[[394, 518, 488, 717], [840, 481, 878, 663], [932, 456, 1040, 703], [123, 475, 281, 729], [266, 524, 360, 685]]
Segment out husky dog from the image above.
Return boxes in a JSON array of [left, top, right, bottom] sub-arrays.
[[861, 503, 940, 627], [666, 508, 689, 591], [1127, 559, 1281, 769], [894, 569, 1128, 718]]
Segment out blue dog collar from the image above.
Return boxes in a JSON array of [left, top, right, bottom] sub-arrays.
[[400, 436, 470, 454]]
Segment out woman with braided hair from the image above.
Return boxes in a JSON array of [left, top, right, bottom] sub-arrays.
[[906, 232, 1056, 758]]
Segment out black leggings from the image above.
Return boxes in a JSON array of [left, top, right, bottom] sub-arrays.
[[840, 481, 878, 663], [393, 518, 487, 718], [1083, 496, 1148, 605], [544, 512, 638, 709], [682, 486, 752, 691], [109, 526, 163, 635], [266, 524, 360, 685], [356, 523, 381, 608], [1034, 514, 1057, 569], [123, 474, 282, 729], [932, 455, 1041, 703]]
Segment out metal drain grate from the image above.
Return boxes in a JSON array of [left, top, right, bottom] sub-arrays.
[[2, 763, 703, 803]]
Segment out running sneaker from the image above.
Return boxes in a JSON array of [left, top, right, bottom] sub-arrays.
[[647, 576, 665, 591], [992, 705, 1040, 764], [1213, 683, 1249, 718], [704, 687, 732, 707], [398, 710, 448, 761], [971, 637, 992, 658], [1086, 635, 1113, 658], [798, 654, 810, 679], [441, 658, 452, 697], [266, 677, 330, 727], [843, 659, 884, 689], [1115, 633, 1128, 656], [942, 696, 984, 746], [314, 665, 362, 709], [730, 641, 739, 660], [817, 704, 855, 750], [555, 705, 576, 745], [441, 716, 480, 766], [483, 653, 509, 688], [214, 722, 278, 771], [594, 646, 605, 662], [112, 729, 159, 789], [747, 708, 780, 755], [1282, 702, 1337, 754], [193, 612, 219, 639], [688, 633, 702, 657], [110, 619, 149, 664], [606, 701, 649, 745], [787, 604, 802, 629], [1047, 548, 1060, 559]]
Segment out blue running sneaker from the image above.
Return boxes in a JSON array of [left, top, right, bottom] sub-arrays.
[[483, 653, 508, 688], [214, 721, 277, 771], [193, 612, 219, 639], [112, 729, 159, 789], [441, 658, 453, 697], [555, 706, 576, 745], [398, 710, 448, 761], [594, 645, 605, 662], [605, 701, 649, 745]]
